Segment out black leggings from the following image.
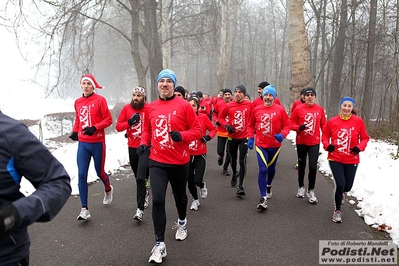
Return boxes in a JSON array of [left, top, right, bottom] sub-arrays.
[[188, 154, 206, 200], [129, 147, 149, 210], [217, 136, 230, 171], [296, 144, 319, 190], [228, 138, 248, 187], [329, 161, 357, 211], [149, 159, 189, 242]]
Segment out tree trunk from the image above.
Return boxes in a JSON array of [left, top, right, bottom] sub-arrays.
[[287, 0, 313, 107], [142, 0, 163, 101], [327, 0, 347, 118], [361, 0, 377, 126], [217, 0, 241, 91]]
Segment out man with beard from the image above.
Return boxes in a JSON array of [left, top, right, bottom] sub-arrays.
[[116, 86, 150, 221], [218, 85, 253, 196]]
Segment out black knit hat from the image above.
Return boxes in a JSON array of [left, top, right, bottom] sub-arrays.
[[304, 87, 316, 96], [235, 85, 247, 95], [223, 88, 232, 95], [258, 81, 270, 89], [300, 88, 307, 95], [174, 86, 185, 96]]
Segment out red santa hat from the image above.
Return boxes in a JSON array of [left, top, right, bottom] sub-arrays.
[[80, 74, 103, 89]]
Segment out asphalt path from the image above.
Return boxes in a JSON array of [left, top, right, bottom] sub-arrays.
[[28, 137, 382, 265]]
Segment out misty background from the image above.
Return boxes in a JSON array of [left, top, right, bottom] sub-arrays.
[[1, 0, 399, 147]]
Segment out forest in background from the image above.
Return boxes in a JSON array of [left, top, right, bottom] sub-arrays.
[[1, 0, 398, 144]]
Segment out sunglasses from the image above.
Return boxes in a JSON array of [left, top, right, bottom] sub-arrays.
[[305, 93, 315, 97]]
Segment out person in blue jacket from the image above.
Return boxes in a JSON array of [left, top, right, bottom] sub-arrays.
[[0, 111, 71, 266]]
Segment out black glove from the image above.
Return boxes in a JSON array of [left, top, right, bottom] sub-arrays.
[[128, 113, 140, 126], [201, 135, 211, 143], [82, 126, 96, 136], [124, 133, 128, 138], [136, 145, 150, 156], [69, 132, 78, 141], [350, 146, 360, 155], [0, 203, 20, 241], [298, 124, 307, 131], [169, 131, 182, 142], [215, 121, 221, 126], [327, 144, 335, 152], [225, 125, 235, 134]]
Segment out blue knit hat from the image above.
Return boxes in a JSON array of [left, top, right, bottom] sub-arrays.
[[156, 69, 177, 88], [340, 96, 354, 106], [262, 85, 277, 98]]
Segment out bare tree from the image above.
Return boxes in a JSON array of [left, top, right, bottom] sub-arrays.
[[217, 0, 242, 91], [361, 0, 377, 125], [287, 0, 313, 107], [327, 0, 348, 118]]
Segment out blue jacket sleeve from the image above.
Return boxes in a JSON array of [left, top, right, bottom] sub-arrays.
[[6, 118, 71, 227]]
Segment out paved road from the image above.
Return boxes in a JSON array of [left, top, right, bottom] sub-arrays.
[[28, 138, 381, 265]]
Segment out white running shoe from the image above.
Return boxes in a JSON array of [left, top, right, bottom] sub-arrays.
[[77, 208, 91, 220], [190, 199, 200, 211], [133, 208, 143, 221], [306, 189, 318, 204], [103, 185, 113, 205], [148, 242, 167, 263], [296, 186, 305, 198], [332, 210, 342, 223], [257, 197, 268, 210], [144, 190, 150, 209], [200, 183, 208, 199], [173, 220, 187, 241], [266, 186, 272, 199]]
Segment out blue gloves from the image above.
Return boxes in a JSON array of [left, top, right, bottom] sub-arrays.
[[274, 133, 284, 143], [247, 138, 254, 150]]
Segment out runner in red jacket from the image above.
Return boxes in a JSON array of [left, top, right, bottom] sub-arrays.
[[218, 85, 253, 196], [116, 86, 150, 222], [140, 69, 203, 264], [290, 87, 326, 204], [187, 96, 217, 211], [212, 88, 233, 175], [70, 74, 113, 221], [247, 85, 291, 210], [322, 96, 370, 223]]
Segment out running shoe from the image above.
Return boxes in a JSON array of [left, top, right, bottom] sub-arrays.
[[133, 208, 143, 221], [77, 208, 91, 220], [231, 175, 237, 187], [200, 183, 208, 199], [148, 242, 167, 263], [173, 220, 187, 241], [144, 190, 150, 209], [332, 210, 342, 223], [236, 186, 245, 196], [266, 186, 272, 199], [190, 199, 200, 211], [257, 197, 268, 210], [306, 189, 318, 204], [103, 185, 113, 205], [296, 186, 305, 198], [222, 170, 230, 176]]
